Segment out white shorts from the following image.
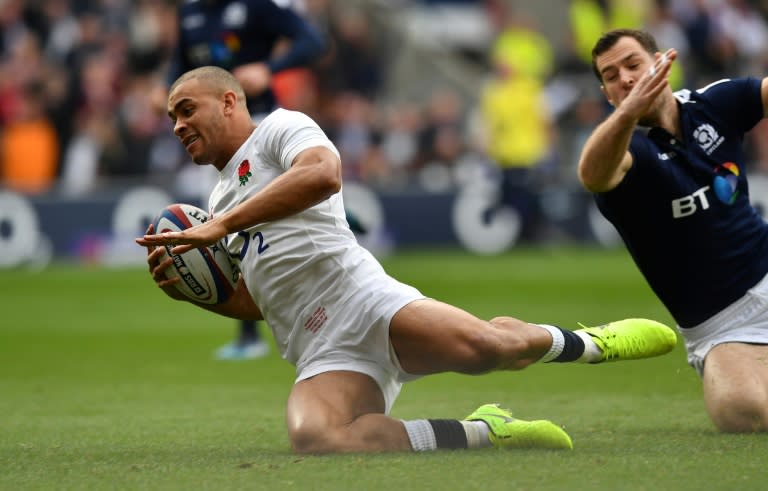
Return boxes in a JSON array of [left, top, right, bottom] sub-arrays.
[[680, 272, 768, 376], [293, 274, 425, 414]]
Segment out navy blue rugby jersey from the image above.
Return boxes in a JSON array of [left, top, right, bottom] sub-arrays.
[[170, 0, 325, 115], [595, 77, 768, 328]]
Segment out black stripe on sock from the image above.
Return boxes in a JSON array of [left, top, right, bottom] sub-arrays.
[[553, 328, 585, 362], [427, 419, 468, 449]]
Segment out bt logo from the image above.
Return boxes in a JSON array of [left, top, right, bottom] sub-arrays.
[[672, 163, 741, 218], [672, 186, 710, 218]]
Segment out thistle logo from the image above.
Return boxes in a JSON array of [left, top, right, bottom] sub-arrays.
[[713, 162, 740, 205], [693, 124, 723, 154]]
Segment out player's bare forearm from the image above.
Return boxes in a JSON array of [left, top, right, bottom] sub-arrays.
[[219, 146, 341, 234], [577, 109, 636, 193], [191, 278, 263, 321]]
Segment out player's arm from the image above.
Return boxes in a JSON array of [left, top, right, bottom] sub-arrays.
[[761, 76, 768, 117], [579, 49, 675, 193], [234, 4, 326, 96], [138, 145, 341, 254], [144, 231, 262, 320], [577, 110, 636, 193], [202, 277, 263, 320], [265, 2, 326, 73], [218, 145, 341, 234]]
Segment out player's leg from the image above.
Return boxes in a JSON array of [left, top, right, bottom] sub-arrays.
[[286, 370, 409, 454], [389, 299, 676, 375], [285, 370, 572, 454], [702, 342, 768, 432], [214, 319, 270, 360]]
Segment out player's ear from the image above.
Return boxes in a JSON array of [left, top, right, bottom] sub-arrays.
[[600, 85, 615, 107], [222, 90, 237, 115]]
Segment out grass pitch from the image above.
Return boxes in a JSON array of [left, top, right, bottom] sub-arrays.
[[1, 247, 765, 491]]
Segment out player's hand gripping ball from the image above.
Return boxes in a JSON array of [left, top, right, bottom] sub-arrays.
[[152, 204, 237, 304]]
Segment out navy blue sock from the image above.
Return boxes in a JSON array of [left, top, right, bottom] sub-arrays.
[[239, 320, 261, 343], [428, 420, 468, 449], [552, 328, 585, 362]]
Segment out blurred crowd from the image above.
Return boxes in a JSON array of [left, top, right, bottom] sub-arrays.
[[2, 0, 768, 200]]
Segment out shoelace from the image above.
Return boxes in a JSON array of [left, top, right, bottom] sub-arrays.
[[599, 328, 646, 360]]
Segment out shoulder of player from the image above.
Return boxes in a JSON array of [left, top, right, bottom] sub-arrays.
[[259, 108, 320, 132], [678, 77, 756, 103]]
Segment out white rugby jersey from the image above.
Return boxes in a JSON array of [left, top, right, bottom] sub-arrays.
[[208, 108, 379, 362]]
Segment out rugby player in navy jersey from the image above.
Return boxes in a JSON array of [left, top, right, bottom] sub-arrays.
[[579, 29, 768, 432], [169, 0, 327, 360], [170, 0, 326, 118]]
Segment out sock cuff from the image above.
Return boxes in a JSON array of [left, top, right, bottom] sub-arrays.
[[402, 419, 437, 452], [537, 324, 565, 363], [460, 420, 492, 448]]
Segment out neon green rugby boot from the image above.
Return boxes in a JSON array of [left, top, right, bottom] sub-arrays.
[[576, 318, 677, 362], [464, 404, 573, 450]]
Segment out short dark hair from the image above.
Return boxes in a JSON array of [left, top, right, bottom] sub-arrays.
[[169, 66, 246, 103], [591, 29, 659, 82]]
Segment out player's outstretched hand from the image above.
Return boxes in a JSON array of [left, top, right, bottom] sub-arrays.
[[620, 48, 677, 120], [135, 219, 229, 255]]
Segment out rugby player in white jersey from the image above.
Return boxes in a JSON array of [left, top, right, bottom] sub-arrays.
[[137, 66, 677, 454]]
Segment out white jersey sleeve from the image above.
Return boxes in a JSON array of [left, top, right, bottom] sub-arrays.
[[257, 108, 340, 171]]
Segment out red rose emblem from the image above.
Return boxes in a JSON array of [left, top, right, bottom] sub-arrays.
[[238, 160, 252, 186]]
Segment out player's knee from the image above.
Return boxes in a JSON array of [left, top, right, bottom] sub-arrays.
[[709, 393, 768, 433], [288, 421, 337, 454]]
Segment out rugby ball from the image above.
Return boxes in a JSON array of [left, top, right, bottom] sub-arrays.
[[152, 203, 237, 304]]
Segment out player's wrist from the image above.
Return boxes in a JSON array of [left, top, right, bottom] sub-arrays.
[[217, 213, 239, 237], [611, 106, 640, 127]]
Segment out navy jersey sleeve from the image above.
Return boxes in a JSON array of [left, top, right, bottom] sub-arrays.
[[696, 77, 763, 133], [167, 0, 326, 87], [249, 1, 326, 74]]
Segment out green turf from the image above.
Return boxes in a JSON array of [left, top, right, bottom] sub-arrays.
[[1, 247, 764, 491]]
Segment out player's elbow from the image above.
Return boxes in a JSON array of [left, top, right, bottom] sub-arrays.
[[577, 162, 602, 193], [316, 160, 342, 196], [578, 164, 616, 193]]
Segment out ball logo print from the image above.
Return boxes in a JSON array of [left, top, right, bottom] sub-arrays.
[[152, 203, 237, 304], [713, 162, 740, 205]]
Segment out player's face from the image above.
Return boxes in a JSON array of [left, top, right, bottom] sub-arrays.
[[167, 79, 228, 167], [596, 36, 655, 108]]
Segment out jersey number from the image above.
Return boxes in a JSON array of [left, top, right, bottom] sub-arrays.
[[237, 230, 270, 260]]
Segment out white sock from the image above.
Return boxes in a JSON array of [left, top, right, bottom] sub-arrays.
[[575, 330, 603, 363], [460, 420, 492, 448], [402, 419, 437, 451], [537, 324, 565, 362]]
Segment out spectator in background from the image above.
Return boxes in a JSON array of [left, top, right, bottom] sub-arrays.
[[714, 0, 768, 77], [568, 0, 648, 65], [316, 6, 384, 101], [413, 86, 467, 188], [645, 0, 688, 89], [0, 21, 59, 194], [310, 5, 390, 186], [0, 81, 59, 194], [159, 0, 328, 361], [673, 0, 731, 86], [60, 44, 125, 195], [379, 102, 424, 187], [478, 8, 556, 242]]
